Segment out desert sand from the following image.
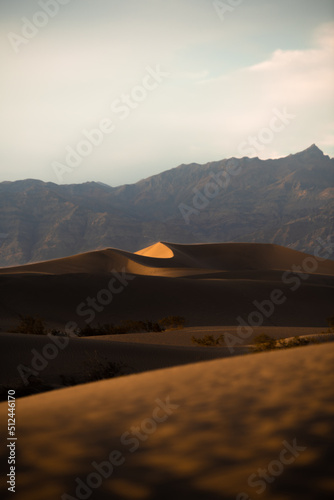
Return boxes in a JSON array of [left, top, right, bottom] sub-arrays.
[[0, 242, 333, 331], [0, 242, 333, 499], [0, 331, 244, 389], [0, 343, 333, 500], [2, 326, 329, 389], [86, 326, 329, 346]]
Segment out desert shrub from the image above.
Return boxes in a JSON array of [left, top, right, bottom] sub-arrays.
[[322, 328, 334, 335], [79, 320, 163, 336], [253, 334, 319, 352], [11, 315, 46, 335], [83, 352, 125, 381], [79, 324, 111, 337], [323, 316, 334, 334], [78, 323, 122, 336], [159, 316, 185, 330], [277, 336, 312, 349], [49, 329, 71, 337], [144, 320, 163, 332], [0, 354, 129, 401], [118, 320, 147, 333], [116, 320, 163, 333], [252, 334, 277, 352], [98, 323, 118, 335], [61, 351, 128, 385], [191, 334, 223, 346], [118, 320, 162, 333], [0, 377, 56, 401], [327, 315, 334, 328]]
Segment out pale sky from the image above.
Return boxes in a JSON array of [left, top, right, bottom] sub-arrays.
[[1, 0, 333, 186]]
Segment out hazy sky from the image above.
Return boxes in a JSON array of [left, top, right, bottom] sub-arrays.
[[1, 0, 333, 186]]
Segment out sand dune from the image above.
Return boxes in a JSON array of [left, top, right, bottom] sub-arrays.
[[0, 332, 242, 389], [0, 242, 333, 500], [2, 327, 328, 388], [1, 241, 333, 277], [135, 241, 174, 259], [0, 242, 333, 331], [0, 270, 333, 332], [138, 241, 334, 274], [0, 343, 333, 500], [88, 325, 329, 346]]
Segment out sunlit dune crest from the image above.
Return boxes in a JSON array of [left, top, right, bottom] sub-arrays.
[[1, 241, 333, 277], [135, 241, 175, 259], [0, 242, 333, 333]]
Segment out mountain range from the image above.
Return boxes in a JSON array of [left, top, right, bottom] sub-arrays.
[[0, 144, 333, 267]]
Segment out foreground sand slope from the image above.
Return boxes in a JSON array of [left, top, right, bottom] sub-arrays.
[[0, 242, 333, 330], [0, 343, 333, 500]]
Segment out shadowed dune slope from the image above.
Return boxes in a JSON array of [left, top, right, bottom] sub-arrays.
[[0, 242, 333, 330], [0, 270, 333, 329], [1, 242, 333, 276], [0, 332, 241, 388], [144, 241, 334, 274], [0, 248, 163, 276], [0, 343, 333, 500]]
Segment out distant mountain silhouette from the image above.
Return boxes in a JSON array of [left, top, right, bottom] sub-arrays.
[[0, 145, 333, 267]]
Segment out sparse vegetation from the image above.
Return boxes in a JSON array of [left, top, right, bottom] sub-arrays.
[[73, 317, 186, 336], [10, 317, 167, 337], [78, 320, 164, 337], [191, 334, 224, 346], [159, 316, 185, 330], [49, 329, 72, 337], [251, 317, 334, 352], [0, 376, 56, 401], [190, 331, 330, 351], [0, 353, 130, 402], [323, 316, 334, 335], [276, 336, 313, 349], [327, 315, 334, 328], [252, 334, 324, 352], [252, 334, 277, 352], [10, 315, 46, 335], [61, 351, 128, 385]]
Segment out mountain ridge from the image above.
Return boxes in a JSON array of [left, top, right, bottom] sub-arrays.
[[1, 143, 331, 189], [0, 145, 333, 267]]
